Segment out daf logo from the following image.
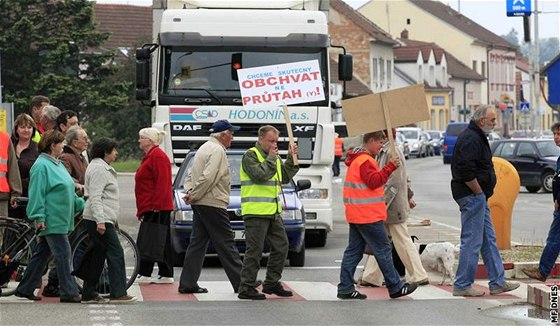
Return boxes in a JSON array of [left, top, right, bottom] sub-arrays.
[[293, 126, 315, 132], [173, 124, 202, 131]]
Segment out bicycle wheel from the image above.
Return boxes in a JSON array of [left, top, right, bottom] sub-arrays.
[[71, 228, 139, 296], [0, 222, 34, 297]]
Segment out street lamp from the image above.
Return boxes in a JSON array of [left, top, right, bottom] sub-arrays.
[[463, 79, 470, 122]]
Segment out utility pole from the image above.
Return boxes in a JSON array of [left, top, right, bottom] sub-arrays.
[[534, 0, 541, 132]]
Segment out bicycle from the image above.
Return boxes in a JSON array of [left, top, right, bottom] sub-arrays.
[[0, 202, 140, 297]]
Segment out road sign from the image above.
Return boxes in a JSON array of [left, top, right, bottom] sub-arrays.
[[519, 102, 530, 113], [507, 0, 531, 17]]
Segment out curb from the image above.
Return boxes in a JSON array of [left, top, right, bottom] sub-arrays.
[[473, 262, 560, 280], [527, 283, 560, 309]]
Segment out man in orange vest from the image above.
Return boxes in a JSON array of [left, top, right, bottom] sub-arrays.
[[0, 130, 22, 217], [333, 133, 344, 177], [337, 131, 417, 300]]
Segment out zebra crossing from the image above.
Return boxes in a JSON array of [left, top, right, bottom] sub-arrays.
[[0, 280, 529, 303]]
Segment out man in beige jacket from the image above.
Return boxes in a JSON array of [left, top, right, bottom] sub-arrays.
[[178, 120, 243, 294], [359, 129, 429, 286]]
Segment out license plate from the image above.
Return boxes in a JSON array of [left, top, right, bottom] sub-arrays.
[[234, 230, 245, 240]]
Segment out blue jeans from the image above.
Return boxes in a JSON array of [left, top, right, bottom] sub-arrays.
[[338, 222, 403, 295], [16, 234, 79, 299], [538, 210, 560, 277], [454, 193, 505, 291]]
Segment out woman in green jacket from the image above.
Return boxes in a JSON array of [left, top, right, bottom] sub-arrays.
[[15, 130, 85, 302]]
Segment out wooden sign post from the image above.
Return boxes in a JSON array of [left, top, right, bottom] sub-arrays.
[[283, 104, 299, 165], [380, 93, 397, 160]]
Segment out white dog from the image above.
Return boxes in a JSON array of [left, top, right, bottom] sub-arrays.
[[417, 242, 460, 285]]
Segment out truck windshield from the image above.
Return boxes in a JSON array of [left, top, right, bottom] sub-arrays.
[[159, 46, 328, 106]]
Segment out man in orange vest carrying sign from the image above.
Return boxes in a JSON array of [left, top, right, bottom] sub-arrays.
[[333, 133, 344, 177], [337, 131, 417, 300], [0, 130, 22, 216]]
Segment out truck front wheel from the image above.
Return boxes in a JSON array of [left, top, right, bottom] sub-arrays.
[[288, 246, 305, 267]]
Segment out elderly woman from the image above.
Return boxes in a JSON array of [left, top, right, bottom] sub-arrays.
[[80, 138, 136, 303], [134, 128, 174, 284], [15, 130, 84, 302], [9, 113, 38, 219], [60, 125, 89, 196]]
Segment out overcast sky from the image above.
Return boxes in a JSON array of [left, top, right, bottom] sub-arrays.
[[92, 0, 560, 40]]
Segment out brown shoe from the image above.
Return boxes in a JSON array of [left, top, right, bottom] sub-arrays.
[[110, 295, 137, 303], [490, 281, 520, 295], [453, 287, 485, 297], [522, 267, 546, 282]]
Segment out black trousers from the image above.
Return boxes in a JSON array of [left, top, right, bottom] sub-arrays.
[[332, 155, 342, 176], [179, 205, 242, 291], [138, 211, 174, 278]]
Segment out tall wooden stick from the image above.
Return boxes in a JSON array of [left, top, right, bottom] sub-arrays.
[[380, 93, 397, 160], [282, 104, 299, 165]]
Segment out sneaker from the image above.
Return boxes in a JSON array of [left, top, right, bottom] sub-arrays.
[[522, 267, 547, 282], [178, 287, 208, 294], [452, 287, 485, 297], [262, 283, 293, 297], [490, 281, 520, 295], [134, 275, 153, 284], [416, 279, 430, 286], [337, 290, 367, 300], [238, 288, 266, 300], [155, 276, 174, 284], [42, 283, 60, 297], [110, 295, 137, 303], [82, 296, 110, 304], [60, 295, 82, 303], [390, 283, 417, 299], [15, 291, 42, 301]]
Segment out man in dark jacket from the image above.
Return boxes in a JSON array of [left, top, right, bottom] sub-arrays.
[[523, 122, 560, 282], [451, 105, 519, 297]]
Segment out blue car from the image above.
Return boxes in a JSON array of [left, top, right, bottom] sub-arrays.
[[442, 122, 468, 164], [170, 150, 309, 267]]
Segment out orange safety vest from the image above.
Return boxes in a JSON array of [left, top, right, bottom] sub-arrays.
[[0, 132, 10, 192], [334, 137, 344, 157], [343, 154, 387, 224]]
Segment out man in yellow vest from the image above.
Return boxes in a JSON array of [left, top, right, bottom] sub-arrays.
[[237, 125, 299, 300], [0, 130, 22, 217], [338, 131, 417, 299]]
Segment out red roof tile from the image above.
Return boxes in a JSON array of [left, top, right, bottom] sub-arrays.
[[93, 4, 152, 50], [330, 0, 395, 45]]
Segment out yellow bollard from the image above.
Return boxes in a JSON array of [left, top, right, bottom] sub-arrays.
[[488, 157, 520, 250]]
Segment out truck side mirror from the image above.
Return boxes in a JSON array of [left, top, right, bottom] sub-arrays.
[[136, 48, 151, 60], [295, 179, 312, 192], [338, 54, 353, 81], [136, 61, 150, 89]]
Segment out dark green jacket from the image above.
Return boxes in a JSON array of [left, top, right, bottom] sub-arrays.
[[241, 142, 299, 218]]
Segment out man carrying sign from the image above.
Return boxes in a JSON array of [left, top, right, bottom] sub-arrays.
[[237, 125, 299, 300], [338, 131, 417, 300]]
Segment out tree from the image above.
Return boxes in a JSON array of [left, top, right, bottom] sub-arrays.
[[501, 28, 519, 48], [0, 0, 146, 158]]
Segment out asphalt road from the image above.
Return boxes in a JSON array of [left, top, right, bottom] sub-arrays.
[[0, 155, 552, 325]]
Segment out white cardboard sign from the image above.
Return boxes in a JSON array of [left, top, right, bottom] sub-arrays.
[[237, 60, 325, 109]]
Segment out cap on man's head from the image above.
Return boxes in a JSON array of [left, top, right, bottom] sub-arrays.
[[209, 119, 241, 133]]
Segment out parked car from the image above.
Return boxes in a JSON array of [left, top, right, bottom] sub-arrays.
[[510, 130, 537, 139], [170, 150, 310, 266], [426, 130, 444, 155], [490, 139, 560, 193], [422, 131, 435, 156], [397, 127, 429, 158], [487, 131, 502, 142], [537, 130, 553, 140], [395, 131, 410, 159], [442, 122, 469, 164]]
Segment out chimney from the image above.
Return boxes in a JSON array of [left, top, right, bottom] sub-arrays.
[[401, 29, 409, 39]]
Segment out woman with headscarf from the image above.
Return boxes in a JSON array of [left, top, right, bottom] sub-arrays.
[[134, 128, 174, 284]]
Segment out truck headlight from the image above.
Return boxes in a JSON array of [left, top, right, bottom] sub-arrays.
[[298, 189, 328, 199], [281, 210, 303, 220]]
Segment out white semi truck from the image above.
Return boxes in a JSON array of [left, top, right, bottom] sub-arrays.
[[136, 0, 353, 247]]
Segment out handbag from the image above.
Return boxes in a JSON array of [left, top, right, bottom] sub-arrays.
[[136, 212, 168, 262]]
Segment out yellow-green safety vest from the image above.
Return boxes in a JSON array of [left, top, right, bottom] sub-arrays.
[[240, 147, 282, 216]]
